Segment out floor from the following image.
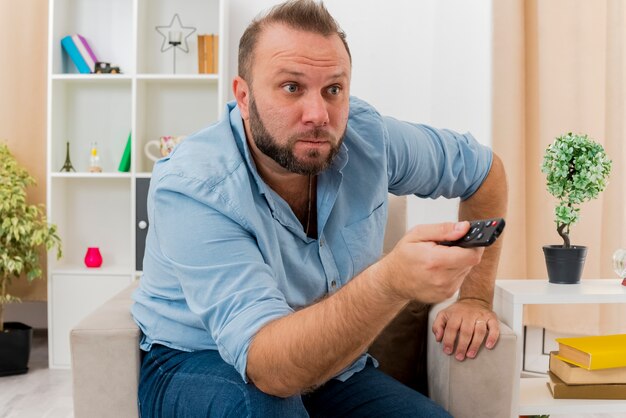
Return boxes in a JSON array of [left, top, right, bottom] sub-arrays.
[[0, 330, 624, 418], [0, 330, 73, 418]]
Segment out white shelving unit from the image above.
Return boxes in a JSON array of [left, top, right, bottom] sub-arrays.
[[494, 279, 626, 417], [46, 0, 228, 368]]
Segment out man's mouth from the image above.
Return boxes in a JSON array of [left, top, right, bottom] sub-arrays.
[[295, 129, 333, 143], [300, 138, 328, 143]]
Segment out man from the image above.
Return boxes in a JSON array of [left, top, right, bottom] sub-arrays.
[[133, 1, 507, 417]]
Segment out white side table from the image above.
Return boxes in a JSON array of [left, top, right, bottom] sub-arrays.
[[494, 279, 626, 417]]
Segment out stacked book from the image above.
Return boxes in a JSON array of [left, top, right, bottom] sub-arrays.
[[547, 334, 626, 399], [61, 34, 98, 74]]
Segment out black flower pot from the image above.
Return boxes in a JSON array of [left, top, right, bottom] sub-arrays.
[[543, 245, 587, 284], [0, 322, 33, 377]]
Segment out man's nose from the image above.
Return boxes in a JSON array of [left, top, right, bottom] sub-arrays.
[[301, 92, 330, 127]]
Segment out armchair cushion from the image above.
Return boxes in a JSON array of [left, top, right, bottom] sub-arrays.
[[428, 299, 517, 418], [70, 281, 141, 418]]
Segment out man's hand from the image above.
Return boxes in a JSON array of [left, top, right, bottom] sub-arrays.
[[432, 298, 500, 360], [431, 152, 507, 361], [377, 221, 485, 304]]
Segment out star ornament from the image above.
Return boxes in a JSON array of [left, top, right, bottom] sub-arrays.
[[155, 14, 196, 53]]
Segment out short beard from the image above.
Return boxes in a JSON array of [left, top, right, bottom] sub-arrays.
[[248, 95, 343, 176]]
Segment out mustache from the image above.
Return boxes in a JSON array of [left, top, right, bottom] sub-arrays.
[[292, 128, 334, 141]]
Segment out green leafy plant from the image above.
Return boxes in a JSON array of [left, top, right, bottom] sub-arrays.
[[541, 132, 612, 248], [0, 143, 62, 332]]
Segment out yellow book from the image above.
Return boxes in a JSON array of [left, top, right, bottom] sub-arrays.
[[555, 334, 626, 370]]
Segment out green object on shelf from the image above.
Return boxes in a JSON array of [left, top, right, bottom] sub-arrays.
[[118, 132, 131, 172]]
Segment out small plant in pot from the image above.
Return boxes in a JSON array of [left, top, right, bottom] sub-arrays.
[[541, 132, 612, 284], [0, 143, 62, 376]]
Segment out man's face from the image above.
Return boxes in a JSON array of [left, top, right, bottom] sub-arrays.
[[237, 23, 351, 175]]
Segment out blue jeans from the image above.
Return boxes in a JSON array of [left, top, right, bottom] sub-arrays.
[[139, 345, 452, 418]]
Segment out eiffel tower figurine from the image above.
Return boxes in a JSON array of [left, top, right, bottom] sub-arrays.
[[60, 141, 76, 172]]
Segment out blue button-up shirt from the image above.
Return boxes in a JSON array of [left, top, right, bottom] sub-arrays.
[[132, 96, 492, 383]]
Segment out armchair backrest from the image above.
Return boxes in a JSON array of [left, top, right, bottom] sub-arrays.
[[383, 195, 407, 253]]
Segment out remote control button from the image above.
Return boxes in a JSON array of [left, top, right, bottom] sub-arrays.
[[472, 221, 484, 229], [476, 232, 484, 240]]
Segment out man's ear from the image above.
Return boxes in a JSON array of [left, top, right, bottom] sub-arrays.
[[233, 76, 250, 120]]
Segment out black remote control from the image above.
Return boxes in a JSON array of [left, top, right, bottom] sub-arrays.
[[439, 218, 506, 248]]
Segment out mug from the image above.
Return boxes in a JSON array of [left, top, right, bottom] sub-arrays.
[[144, 135, 186, 162]]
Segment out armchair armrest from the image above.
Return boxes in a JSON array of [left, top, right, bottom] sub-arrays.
[[70, 281, 141, 418], [427, 298, 517, 418]]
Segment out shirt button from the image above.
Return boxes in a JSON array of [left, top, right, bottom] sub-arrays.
[[331, 280, 337, 288], [320, 239, 325, 247]]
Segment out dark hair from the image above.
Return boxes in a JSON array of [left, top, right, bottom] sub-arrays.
[[238, 0, 351, 82]]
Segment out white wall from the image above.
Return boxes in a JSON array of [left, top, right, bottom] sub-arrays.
[[227, 0, 493, 228]]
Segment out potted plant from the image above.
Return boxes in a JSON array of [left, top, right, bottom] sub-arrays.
[[0, 143, 62, 376], [541, 132, 612, 284]]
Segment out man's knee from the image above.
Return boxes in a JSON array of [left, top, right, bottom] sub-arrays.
[[139, 346, 308, 418], [187, 377, 308, 418]]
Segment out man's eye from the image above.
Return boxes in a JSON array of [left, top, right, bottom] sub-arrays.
[[283, 84, 299, 93], [327, 85, 341, 95]]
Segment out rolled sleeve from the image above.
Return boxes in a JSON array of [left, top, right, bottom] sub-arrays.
[[153, 176, 294, 382], [384, 116, 493, 200]]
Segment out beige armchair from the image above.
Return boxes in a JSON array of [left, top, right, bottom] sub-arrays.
[[70, 196, 517, 418]]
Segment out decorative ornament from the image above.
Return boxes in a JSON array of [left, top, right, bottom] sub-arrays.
[[60, 141, 76, 172], [155, 14, 197, 74], [84, 247, 103, 268], [89, 141, 102, 173], [613, 248, 626, 286]]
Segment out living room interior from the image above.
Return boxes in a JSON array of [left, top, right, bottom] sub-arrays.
[[1, 1, 625, 417]]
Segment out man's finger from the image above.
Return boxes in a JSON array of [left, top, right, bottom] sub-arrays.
[[440, 315, 462, 356], [407, 221, 470, 243], [453, 318, 477, 360], [485, 318, 500, 349], [432, 311, 448, 342], [466, 320, 488, 359]]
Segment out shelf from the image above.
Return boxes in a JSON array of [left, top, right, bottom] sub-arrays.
[[51, 74, 133, 81], [497, 279, 626, 304], [136, 0, 221, 74], [519, 377, 626, 415], [51, 266, 132, 276], [495, 279, 626, 416], [136, 74, 219, 81], [50, 0, 134, 75], [51, 172, 132, 179], [135, 79, 217, 172], [49, 177, 132, 269], [50, 80, 132, 173], [51, 74, 218, 81]]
